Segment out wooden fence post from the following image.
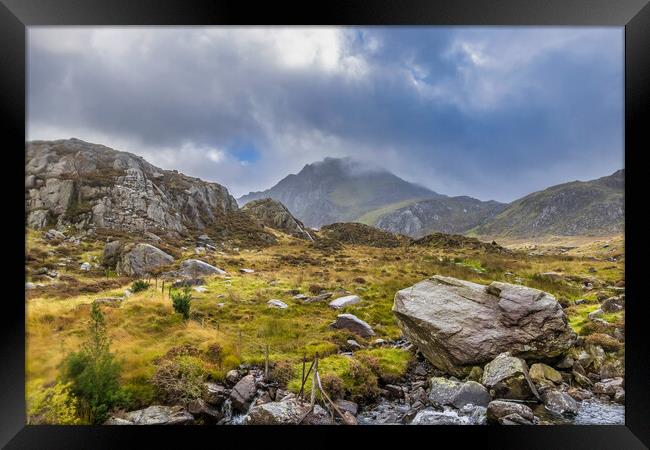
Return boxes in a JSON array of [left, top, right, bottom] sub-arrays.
[[161, 280, 165, 298], [264, 344, 269, 380], [310, 353, 319, 408], [300, 354, 306, 400]]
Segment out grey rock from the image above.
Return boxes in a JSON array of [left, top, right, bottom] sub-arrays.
[[303, 292, 333, 303], [241, 198, 314, 241], [245, 398, 332, 425], [267, 299, 288, 309], [428, 377, 462, 406], [481, 353, 539, 401], [593, 377, 624, 396], [346, 339, 363, 350], [187, 398, 222, 423], [329, 313, 375, 337], [80, 262, 92, 271], [203, 382, 228, 407], [451, 381, 492, 409], [179, 259, 226, 277], [541, 389, 579, 416], [409, 407, 472, 425], [104, 405, 194, 425], [329, 295, 361, 309], [44, 229, 65, 240], [498, 412, 534, 425], [393, 276, 576, 376], [601, 296, 624, 313], [486, 400, 535, 424], [229, 374, 257, 412], [334, 399, 358, 416], [116, 243, 174, 277]]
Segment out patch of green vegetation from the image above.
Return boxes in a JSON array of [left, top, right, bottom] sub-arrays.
[[355, 198, 422, 226], [356, 348, 412, 383]]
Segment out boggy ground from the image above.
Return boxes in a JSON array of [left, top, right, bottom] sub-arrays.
[[25, 227, 625, 424]]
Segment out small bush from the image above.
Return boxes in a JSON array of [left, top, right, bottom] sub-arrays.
[[269, 359, 295, 385], [131, 280, 150, 293], [320, 373, 344, 400], [171, 287, 192, 320], [585, 333, 623, 352], [152, 355, 207, 405], [27, 382, 81, 425]]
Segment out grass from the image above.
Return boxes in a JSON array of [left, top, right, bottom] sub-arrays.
[[26, 228, 624, 413]]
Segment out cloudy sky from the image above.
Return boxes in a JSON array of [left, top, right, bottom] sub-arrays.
[[27, 27, 623, 201]]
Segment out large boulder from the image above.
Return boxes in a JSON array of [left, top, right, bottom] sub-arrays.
[[116, 243, 174, 276], [481, 353, 539, 401], [102, 241, 123, 268], [104, 405, 194, 425], [329, 313, 375, 337], [178, 259, 226, 277], [392, 275, 576, 376], [428, 377, 462, 406], [540, 389, 579, 416], [451, 381, 492, 409], [409, 408, 473, 425], [245, 398, 332, 425]]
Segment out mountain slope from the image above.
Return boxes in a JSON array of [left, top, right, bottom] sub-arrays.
[[374, 196, 507, 238], [471, 170, 624, 237], [238, 157, 438, 228], [25, 139, 276, 247]]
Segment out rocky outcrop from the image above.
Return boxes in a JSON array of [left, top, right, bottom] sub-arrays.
[[329, 295, 361, 309], [104, 405, 194, 425], [26, 139, 238, 234], [177, 259, 226, 277], [241, 198, 313, 240], [481, 353, 539, 400], [115, 243, 174, 277], [230, 374, 257, 412], [392, 275, 576, 376], [486, 400, 536, 424]]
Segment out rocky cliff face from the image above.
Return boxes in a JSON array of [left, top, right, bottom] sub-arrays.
[[241, 198, 313, 240], [25, 139, 239, 235], [375, 196, 506, 238]]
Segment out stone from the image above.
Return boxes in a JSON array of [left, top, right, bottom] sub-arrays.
[[481, 353, 539, 400], [293, 294, 309, 300], [245, 398, 332, 425], [567, 387, 593, 401], [80, 262, 92, 271], [613, 389, 625, 404], [329, 313, 375, 337], [101, 241, 123, 268], [593, 377, 624, 396], [267, 299, 288, 309], [601, 296, 624, 313], [428, 377, 462, 406], [529, 363, 563, 385], [466, 366, 484, 383], [171, 278, 205, 288], [588, 309, 604, 320], [204, 382, 228, 407], [392, 276, 576, 376], [334, 399, 358, 416], [572, 370, 594, 388], [556, 355, 574, 369], [25, 282, 36, 290], [372, 338, 386, 346], [346, 339, 363, 350], [187, 398, 222, 423], [451, 381, 492, 409], [225, 369, 240, 386], [193, 286, 208, 293], [541, 389, 579, 416], [409, 407, 472, 425], [240, 268, 255, 274], [104, 405, 194, 425], [499, 413, 534, 425], [229, 374, 257, 412], [486, 400, 535, 424], [329, 295, 361, 309], [116, 243, 174, 277], [179, 259, 226, 277], [599, 359, 624, 379]]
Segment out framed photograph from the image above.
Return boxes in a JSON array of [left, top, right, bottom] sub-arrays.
[[2, 0, 649, 447]]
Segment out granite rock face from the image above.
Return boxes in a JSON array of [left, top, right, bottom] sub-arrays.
[[392, 275, 576, 376], [241, 198, 313, 240], [26, 139, 238, 233]]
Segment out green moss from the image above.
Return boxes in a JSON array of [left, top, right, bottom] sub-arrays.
[[356, 348, 412, 382]]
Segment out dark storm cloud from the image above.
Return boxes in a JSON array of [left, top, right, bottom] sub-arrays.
[[27, 27, 623, 200]]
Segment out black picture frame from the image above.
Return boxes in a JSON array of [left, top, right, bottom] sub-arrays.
[[2, 0, 649, 448]]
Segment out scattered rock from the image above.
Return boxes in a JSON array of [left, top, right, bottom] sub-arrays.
[[329, 313, 375, 337], [204, 382, 228, 407], [225, 369, 240, 386], [267, 299, 288, 309], [588, 309, 604, 320], [80, 262, 92, 271], [486, 400, 535, 424], [529, 363, 563, 385], [346, 339, 363, 350], [334, 399, 358, 416], [245, 398, 332, 425], [409, 407, 472, 425], [303, 292, 333, 303], [593, 377, 624, 396], [44, 229, 66, 240], [93, 297, 123, 307], [428, 377, 462, 406], [601, 296, 624, 313], [172, 278, 205, 288], [481, 353, 539, 400], [451, 381, 492, 409], [240, 268, 255, 274], [187, 398, 222, 423], [541, 389, 579, 416], [329, 295, 361, 309], [179, 259, 226, 277], [116, 243, 174, 277]]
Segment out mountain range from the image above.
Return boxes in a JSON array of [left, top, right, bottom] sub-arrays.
[[25, 139, 624, 240], [239, 157, 624, 238]]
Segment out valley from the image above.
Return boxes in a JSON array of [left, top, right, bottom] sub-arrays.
[[25, 139, 626, 426]]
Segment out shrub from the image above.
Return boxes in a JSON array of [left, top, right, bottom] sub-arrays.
[[152, 354, 207, 404], [61, 302, 128, 424], [171, 287, 192, 320], [205, 343, 224, 367], [27, 382, 81, 425], [269, 359, 295, 385], [131, 280, 150, 293], [585, 333, 623, 352], [320, 373, 344, 400]]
